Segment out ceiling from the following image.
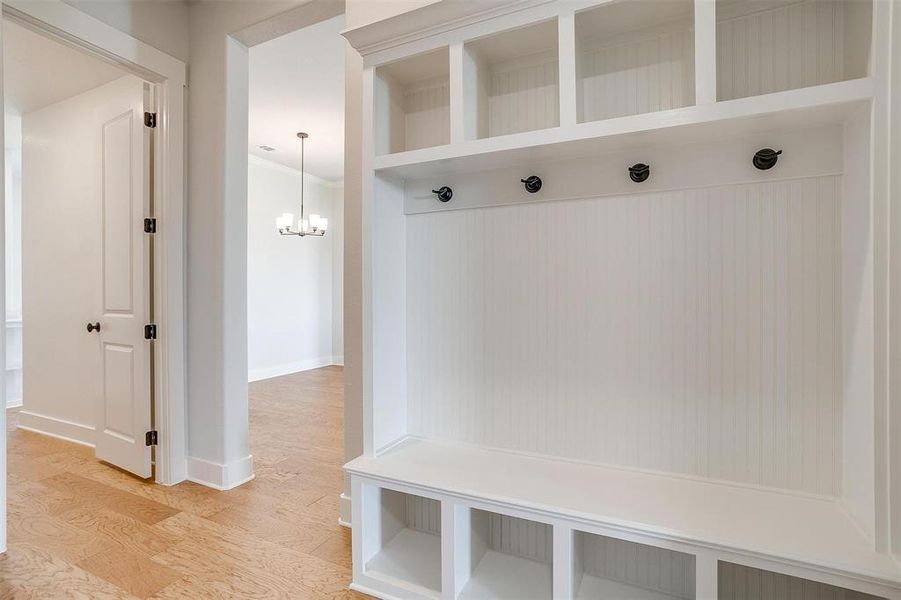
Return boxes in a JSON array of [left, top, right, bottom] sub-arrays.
[[249, 14, 345, 183], [3, 18, 125, 115]]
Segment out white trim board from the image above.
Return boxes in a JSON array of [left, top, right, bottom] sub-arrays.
[[186, 455, 255, 491], [248, 356, 343, 383], [1, 0, 188, 487], [16, 410, 95, 448]]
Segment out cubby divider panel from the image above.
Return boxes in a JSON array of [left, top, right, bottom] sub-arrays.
[[575, 531, 695, 599], [364, 488, 442, 595], [575, 0, 695, 123], [458, 510, 553, 600], [716, 0, 873, 101]]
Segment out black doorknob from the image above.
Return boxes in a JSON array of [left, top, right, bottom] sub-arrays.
[[521, 176, 542, 193], [87, 322, 101, 333]]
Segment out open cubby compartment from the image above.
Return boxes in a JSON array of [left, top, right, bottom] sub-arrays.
[[374, 48, 450, 155], [456, 509, 553, 600], [574, 531, 695, 600], [360, 485, 442, 597], [462, 19, 559, 140], [575, 0, 695, 123], [716, 0, 873, 101], [718, 561, 886, 600]]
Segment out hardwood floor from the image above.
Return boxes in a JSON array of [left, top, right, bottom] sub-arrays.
[[1, 366, 366, 599]]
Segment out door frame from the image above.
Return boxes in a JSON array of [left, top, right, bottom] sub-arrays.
[[0, 0, 186, 501]]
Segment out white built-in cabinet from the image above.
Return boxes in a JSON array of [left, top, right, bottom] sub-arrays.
[[344, 0, 899, 598]]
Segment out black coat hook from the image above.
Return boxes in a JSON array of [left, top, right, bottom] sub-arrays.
[[753, 148, 782, 170], [629, 163, 650, 183], [432, 186, 453, 202], [521, 176, 542, 193]]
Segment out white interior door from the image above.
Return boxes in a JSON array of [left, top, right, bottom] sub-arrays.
[[93, 77, 152, 478]]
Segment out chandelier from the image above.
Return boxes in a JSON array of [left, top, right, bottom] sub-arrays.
[[275, 132, 328, 237]]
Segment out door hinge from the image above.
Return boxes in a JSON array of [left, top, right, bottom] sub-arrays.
[[145, 430, 158, 446], [144, 324, 157, 340], [143, 217, 157, 234], [144, 112, 157, 128]]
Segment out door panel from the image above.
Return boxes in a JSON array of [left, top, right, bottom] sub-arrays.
[[101, 111, 135, 313], [94, 77, 151, 478]]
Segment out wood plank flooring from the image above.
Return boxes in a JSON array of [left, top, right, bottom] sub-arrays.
[[1, 366, 367, 599]]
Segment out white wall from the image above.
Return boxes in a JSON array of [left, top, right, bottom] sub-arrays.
[[247, 155, 343, 381], [4, 113, 21, 408], [62, 0, 189, 63]]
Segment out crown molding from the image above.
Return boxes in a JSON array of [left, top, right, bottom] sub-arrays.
[[341, 0, 552, 57]]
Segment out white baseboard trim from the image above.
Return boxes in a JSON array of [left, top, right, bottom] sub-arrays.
[[17, 410, 95, 447], [186, 454, 255, 490], [332, 355, 345, 367], [6, 397, 22, 409], [339, 492, 351, 527], [248, 356, 342, 382]]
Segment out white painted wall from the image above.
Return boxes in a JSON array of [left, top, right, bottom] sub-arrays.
[[19, 76, 142, 446], [62, 0, 189, 63], [247, 155, 343, 382], [4, 113, 21, 408]]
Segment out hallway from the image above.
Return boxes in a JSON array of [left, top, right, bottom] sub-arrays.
[[0, 366, 362, 598]]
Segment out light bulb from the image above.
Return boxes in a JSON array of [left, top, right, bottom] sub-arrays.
[[319, 218, 328, 231], [282, 213, 294, 228], [301, 218, 309, 232], [309, 214, 321, 229]]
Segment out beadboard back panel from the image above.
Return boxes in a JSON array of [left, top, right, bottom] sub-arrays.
[[406, 175, 843, 496], [405, 494, 442, 535], [718, 562, 884, 599], [487, 55, 559, 138], [577, 532, 695, 599], [404, 80, 450, 152], [577, 27, 695, 122], [483, 511, 553, 564], [716, 0, 871, 101]]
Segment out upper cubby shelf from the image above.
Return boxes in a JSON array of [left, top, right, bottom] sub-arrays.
[[373, 76, 872, 179], [716, 0, 873, 101], [463, 19, 560, 139], [576, 0, 696, 123], [359, 0, 876, 175], [374, 48, 450, 155]]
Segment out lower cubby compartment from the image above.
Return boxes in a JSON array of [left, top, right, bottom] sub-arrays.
[[458, 510, 553, 600], [363, 488, 442, 596], [718, 562, 886, 600], [575, 531, 695, 600]]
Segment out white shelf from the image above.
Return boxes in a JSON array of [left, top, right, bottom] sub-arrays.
[[576, 574, 682, 600], [715, 0, 873, 101], [372, 77, 872, 179], [366, 527, 442, 596], [458, 550, 552, 600], [346, 438, 901, 587], [463, 18, 560, 140], [576, 0, 695, 123]]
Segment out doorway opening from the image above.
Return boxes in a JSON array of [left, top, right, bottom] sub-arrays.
[[243, 12, 348, 538], [5, 16, 157, 479]]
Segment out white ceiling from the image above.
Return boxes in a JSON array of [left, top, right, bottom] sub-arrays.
[[3, 18, 125, 115], [249, 15, 345, 183]]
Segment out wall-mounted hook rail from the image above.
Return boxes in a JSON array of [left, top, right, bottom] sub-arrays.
[[521, 176, 542, 193], [432, 186, 453, 202], [753, 148, 782, 170], [629, 163, 650, 183]]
